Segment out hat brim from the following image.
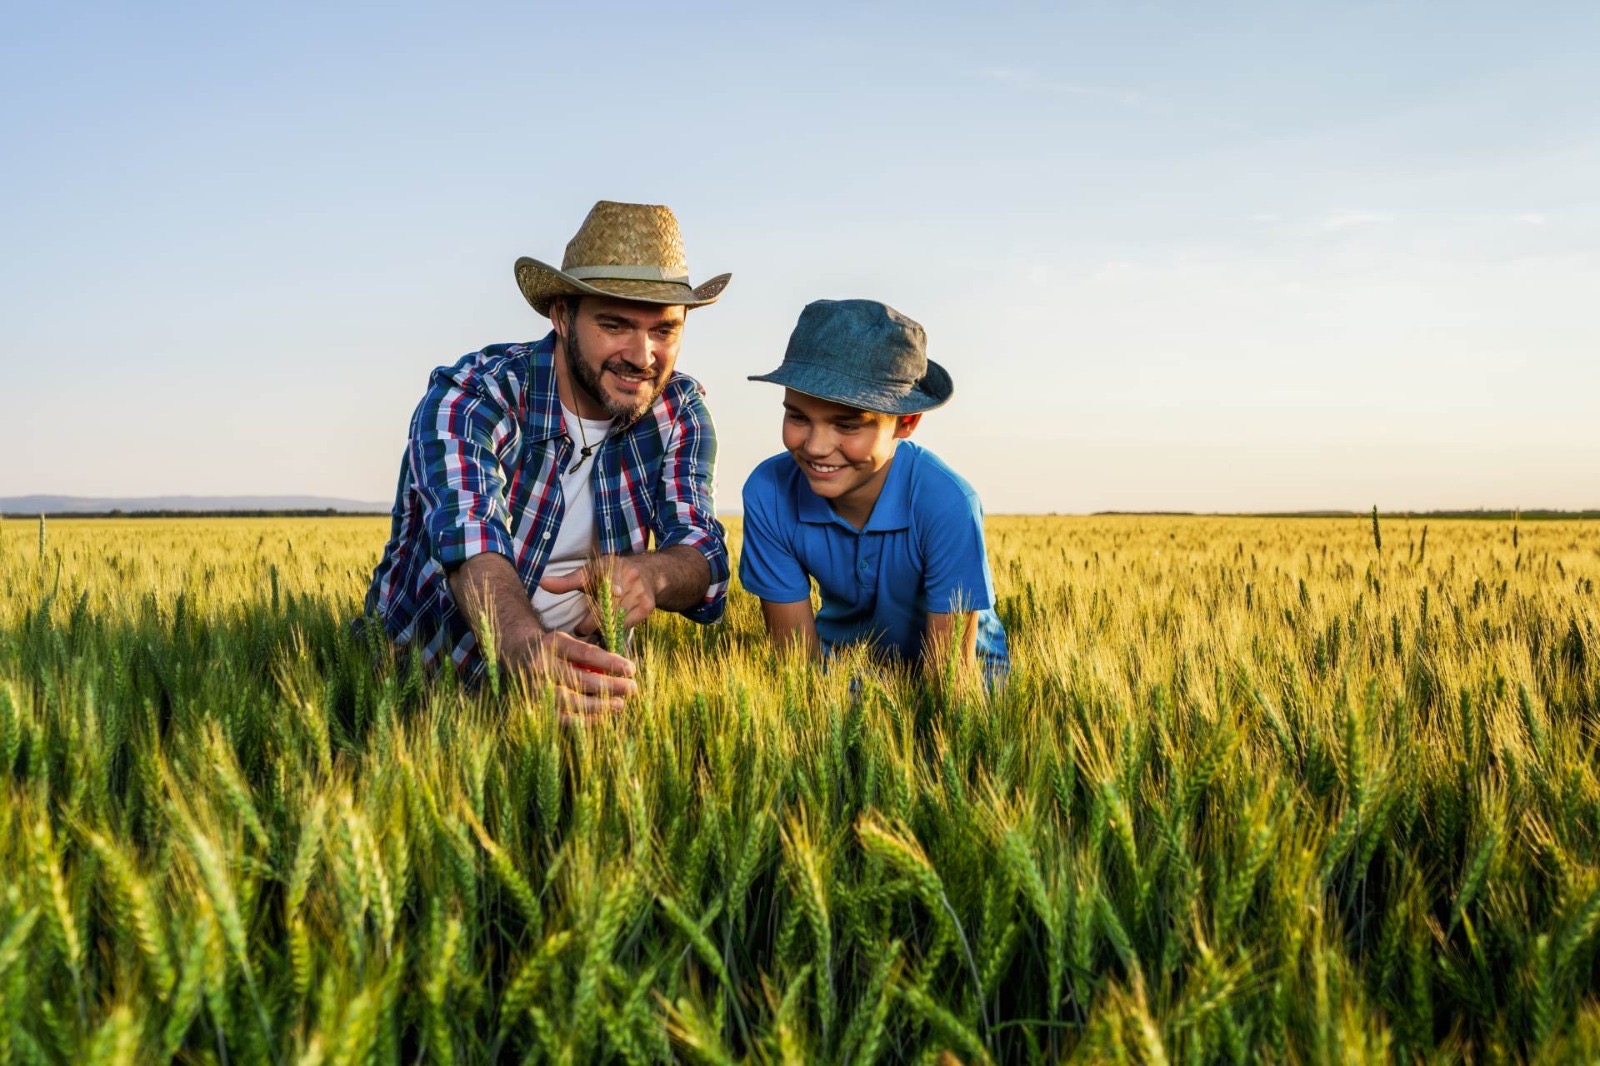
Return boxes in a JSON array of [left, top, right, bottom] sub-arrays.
[[748, 359, 953, 415], [515, 257, 730, 317]]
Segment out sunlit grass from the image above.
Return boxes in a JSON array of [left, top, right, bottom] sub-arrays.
[[1, 513, 1597, 1063]]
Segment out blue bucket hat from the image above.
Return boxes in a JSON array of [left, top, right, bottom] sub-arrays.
[[749, 299, 953, 415]]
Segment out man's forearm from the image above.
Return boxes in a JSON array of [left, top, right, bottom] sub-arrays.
[[630, 545, 712, 613], [447, 552, 543, 653]]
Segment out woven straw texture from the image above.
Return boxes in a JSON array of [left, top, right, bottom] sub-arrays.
[[515, 201, 730, 316]]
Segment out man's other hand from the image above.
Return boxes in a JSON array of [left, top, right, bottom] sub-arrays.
[[538, 554, 658, 636]]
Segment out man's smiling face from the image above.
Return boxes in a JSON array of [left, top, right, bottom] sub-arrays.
[[555, 296, 685, 422]]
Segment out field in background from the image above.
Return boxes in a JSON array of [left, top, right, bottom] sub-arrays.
[[1, 514, 1597, 1063]]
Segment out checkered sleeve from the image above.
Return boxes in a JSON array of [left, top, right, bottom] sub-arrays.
[[407, 358, 520, 571], [654, 383, 729, 623]]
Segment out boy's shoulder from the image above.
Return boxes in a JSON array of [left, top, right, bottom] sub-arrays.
[[900, 441, 983, 513], [745, 452, 801, 491], [742, 453, 804, 512]]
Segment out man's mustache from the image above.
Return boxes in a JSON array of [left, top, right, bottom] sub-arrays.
[[601, 360, 660, 382]]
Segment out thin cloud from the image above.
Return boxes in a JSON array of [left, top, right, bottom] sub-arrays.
[[1280, 210, 1554, 233], [979, 66, 1157, 112], [1320, 210, 1396, 231]]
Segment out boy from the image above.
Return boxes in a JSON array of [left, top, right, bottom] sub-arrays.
[[739, 299, 1009, 681]]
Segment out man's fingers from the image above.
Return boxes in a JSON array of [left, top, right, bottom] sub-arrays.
[[604, 580, 648, 625], [559, 665, 637, 698], [557, 634, 636, 677], [539, 635, 636, 696], [538, 565, 590, 594], [525, 672, 630, 719], [602, 572, 653, 633], [555, 689, 628, 721], [544, 556, 656, 633]]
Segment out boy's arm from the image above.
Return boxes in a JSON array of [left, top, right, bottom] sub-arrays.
[[915, 469, 997, 683], [739, 462, 818, 655], [922, 610, 980, 677], [760, 599, 821, 658]]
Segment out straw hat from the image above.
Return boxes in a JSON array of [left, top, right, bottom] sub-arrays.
[[514, 201, 731, 317]]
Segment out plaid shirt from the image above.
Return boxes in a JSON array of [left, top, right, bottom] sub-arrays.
[[365, 333, 728, 677]]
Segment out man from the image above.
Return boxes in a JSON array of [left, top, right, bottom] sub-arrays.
[[364, 201, 731, 716]]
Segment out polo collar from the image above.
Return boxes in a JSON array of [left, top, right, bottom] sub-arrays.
[[796, 441, 915, 532]]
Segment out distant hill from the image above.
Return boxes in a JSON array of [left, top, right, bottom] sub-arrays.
[[0, 495, 390, 516]]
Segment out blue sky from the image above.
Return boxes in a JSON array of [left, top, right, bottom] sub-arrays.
[[3, 1, 1596, 512]]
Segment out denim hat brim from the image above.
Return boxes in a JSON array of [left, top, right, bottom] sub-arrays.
[[748, 358, 953, 415]]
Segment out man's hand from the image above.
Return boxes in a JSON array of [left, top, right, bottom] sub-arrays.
[[539, 554, 658, 639], [500, 625, 637, 720], [539, 544, 713, 639], [449, 552, 637, 720]]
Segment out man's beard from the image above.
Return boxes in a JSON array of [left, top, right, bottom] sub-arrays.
[[566, 327, 663, 423]]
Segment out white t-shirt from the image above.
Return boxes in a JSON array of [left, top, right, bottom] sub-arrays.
[[529, 406, 614, 634]]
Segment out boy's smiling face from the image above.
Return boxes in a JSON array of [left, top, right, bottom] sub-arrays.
[[781, 389, 922, 527]]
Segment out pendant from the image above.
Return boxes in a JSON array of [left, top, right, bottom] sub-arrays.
[[568, 445, 594, 475]]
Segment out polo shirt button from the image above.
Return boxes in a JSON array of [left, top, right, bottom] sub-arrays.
[[859, 562, 868, 570], [542, 532, 551, 540]]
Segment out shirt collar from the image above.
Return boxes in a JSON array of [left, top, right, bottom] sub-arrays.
[[796, 441, 915, 532], [524, 332, 564, 443]]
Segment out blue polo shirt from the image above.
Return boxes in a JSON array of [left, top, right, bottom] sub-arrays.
[[739, 440, 1009, 675]]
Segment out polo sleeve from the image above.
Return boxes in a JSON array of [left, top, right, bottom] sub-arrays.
[[738, 464, 812, 603], [407, 357, 520, 571], [917, 481, 997, 615], [652, 384, 731, 623]]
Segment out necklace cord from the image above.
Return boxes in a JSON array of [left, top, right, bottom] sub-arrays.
[[567, 409, 610, 475]]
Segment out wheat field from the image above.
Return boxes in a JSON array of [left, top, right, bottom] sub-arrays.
[[1, 513, 1597, 1064]]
